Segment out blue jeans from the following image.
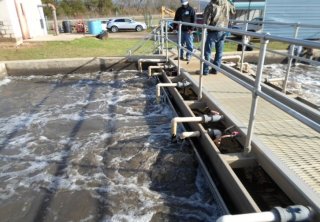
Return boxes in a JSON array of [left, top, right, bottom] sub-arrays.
[[180, 31, 194, 59], [203, 31, 225, 74]]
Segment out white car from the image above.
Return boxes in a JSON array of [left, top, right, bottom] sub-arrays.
[[107, 18, 147, 33]]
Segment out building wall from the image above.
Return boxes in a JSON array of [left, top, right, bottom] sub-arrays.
[[23, 0, 48, 38], [0, 0, 47, 43], [0, 0, 23, 43], [263, 0, 320, 39]]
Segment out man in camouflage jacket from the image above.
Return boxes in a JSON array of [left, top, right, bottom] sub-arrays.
[[202, 0, 235, 75]]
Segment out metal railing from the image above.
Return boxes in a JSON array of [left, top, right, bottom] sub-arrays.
[[231, 19, 320, 30], [229, 19, 320, 92], [158, 20, 320, 154], [127, 26, 162, 56]]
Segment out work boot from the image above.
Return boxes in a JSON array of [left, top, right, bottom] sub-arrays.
[[196, 70, 208, 75], [210, 68, 218, 74]]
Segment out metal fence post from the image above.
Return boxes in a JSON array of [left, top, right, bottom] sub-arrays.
[[244, 36, 269, 155], [282, 23, 300, 93], [240, 23, 249, 72], [165, 21, 169, 62], [198, 26, 207, 101], [178, 23, 182, 75]]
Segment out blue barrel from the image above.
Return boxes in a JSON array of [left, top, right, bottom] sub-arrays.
[[88, 21, 102, 35]]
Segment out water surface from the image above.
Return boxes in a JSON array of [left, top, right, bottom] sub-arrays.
[[0, 71, 221, 222]]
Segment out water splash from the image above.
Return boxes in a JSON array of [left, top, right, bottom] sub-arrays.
[[0, 70, 221, 221]]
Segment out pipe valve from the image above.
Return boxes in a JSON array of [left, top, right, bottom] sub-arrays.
[[176, 81, 191, 88], [203, 114, 224, 123]]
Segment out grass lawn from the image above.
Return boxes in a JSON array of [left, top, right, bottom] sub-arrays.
[[0, 36, 288, 61], [0, 37, 155, 61]]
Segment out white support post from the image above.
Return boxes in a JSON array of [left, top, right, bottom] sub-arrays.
[[244, 36, 269, 155]]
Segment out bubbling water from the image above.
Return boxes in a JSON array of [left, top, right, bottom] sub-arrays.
[[256, 63, 320, 106], [0, 71, 222, 222]]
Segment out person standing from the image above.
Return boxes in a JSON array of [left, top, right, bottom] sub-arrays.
[[202, 0, 235, 75], [174, 0, 196, 61]]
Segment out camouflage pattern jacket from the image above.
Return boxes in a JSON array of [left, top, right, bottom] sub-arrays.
[[203, 0, 235, 28]]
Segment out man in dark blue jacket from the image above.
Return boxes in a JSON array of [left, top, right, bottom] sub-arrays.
[[174, 0, 196, 61]]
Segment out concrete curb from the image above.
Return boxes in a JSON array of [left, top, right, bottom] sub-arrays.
[[2, 56, 166, 76]]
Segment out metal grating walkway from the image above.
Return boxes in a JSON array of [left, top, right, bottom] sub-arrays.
[[172, 58, 320, 212]]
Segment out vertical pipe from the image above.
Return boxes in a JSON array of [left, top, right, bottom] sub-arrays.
[[240, 23, 248, 72], [178, 23, 182, 76], [282, 24, 300, 93], [158, 30, 161, 55], [51, 5, 59, 36], [160, 21, 164, 54], [165, 21, 169, 62], [198, 26, 207, 101], [244, 36, 269, 155]]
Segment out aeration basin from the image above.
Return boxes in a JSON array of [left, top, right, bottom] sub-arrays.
[[0, 58, 224, 221]]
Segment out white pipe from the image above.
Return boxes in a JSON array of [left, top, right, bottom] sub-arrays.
[[148, 66, 164, 77], [172, 115, 223, 137], [137, 59, 166, 72], [216, 205, 313, 222], [179, 131, 201, 140], [171, 117, 204, 137], [156, 83, 177, 102], [265, 77, 285, 83], [223, 55, 241, 63], [216, 212, 277, 222], [152, 72, 162, 76]]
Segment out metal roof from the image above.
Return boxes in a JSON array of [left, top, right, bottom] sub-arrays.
[[234, 2, 265, 10], [263, 0, 320, 39]]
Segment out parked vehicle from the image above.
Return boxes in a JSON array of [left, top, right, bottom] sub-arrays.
[[101, 19, 110, 31], [231, 17, 263, 35], [196, 13, 204, 25], [107, 18, 147, 33]]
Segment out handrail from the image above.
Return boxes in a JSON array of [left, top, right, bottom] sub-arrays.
[[231, 19, 320, 29], [225, 38, 320, 67], [171, 21, 320, 49], [127, 26, 161, 56], [159, 19, 320, 154]]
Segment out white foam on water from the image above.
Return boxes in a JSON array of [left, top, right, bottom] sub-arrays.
[[106, 212, 154, 222], [0, 185, 16, 200], [80, 215, 95, 222], [0, 113, 39, 136], [0, 78, 11, 87], [254, 63, 320, 106], [39, 136, 51, 141], [0, 70, 220, 221], [125, 107, 144, 116]]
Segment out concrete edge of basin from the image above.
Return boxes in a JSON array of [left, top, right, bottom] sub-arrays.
[[0, 63, 7, 79], [2, 56, 166, 76]]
